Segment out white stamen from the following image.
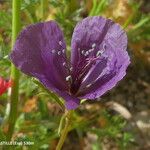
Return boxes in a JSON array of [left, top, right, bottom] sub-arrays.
[[88, 48, 94, 53], [86, 83, 92, 88], [52, 49, 56, 53], [85, 51, 89, 56], [70, 67, 73, 71], [92, 43, 96, 48], [81, 50, 85, 55], [66, 75, 72, 81], [96, 50, 102, 57], [63, 62, 66, 66], [59, 41, 63, 46], [58, 51, 61, 55], [62, 49, 65, 53], [103, 43, 106, 49]]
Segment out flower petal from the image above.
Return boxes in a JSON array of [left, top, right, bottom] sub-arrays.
[[0, 77, 11, 95], [39, 77, 80, 110], [10, 21, 69, 92], [77, 57, 108, 92], [79, 51, 130, 99], [71, 17, 112, 74], [71, 16, 130, 99]]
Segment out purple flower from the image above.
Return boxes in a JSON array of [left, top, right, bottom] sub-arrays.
[[10, 16, 130, 110]]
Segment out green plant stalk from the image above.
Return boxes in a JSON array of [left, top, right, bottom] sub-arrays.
[[89, 0, 97, 16], [123, 3, 140, 29], [24, 9, 35, 23], [41, 0, 47, 20], [6, 0, 21, 141], [95, 0, 105, 15], [56, 110, 73, 150]]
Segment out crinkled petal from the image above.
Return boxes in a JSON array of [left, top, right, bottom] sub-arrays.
[[40, 77, 80, 110], [71, 16, 130, 99], [71, 17, 113, 76], [79, 51, 130, 99], [77, 57, 107, 92], [10, 21, 69, 92]]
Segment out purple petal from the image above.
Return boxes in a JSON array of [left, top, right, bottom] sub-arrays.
[[10, 21, 69, 92], [79, 52, 130, 99], [60, 93, 80, 110], [39, 77, 80, 110], [71, 17, 112, 74], [78, 57, 108, 92], [71, 16, 130, 99]]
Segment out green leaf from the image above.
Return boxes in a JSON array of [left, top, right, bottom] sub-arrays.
[[32, 78, 65, 110], [0, 128, 6, 141]]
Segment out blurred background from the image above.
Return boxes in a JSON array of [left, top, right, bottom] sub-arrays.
[[0, 0, 150, 149]]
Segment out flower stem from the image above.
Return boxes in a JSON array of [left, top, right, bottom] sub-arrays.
[[41, 0, 47, 20], [56, 110, 73, 150], [6, 0, 21, 141]]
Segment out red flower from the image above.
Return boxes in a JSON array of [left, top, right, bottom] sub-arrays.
[[0, 77, 12, 96]]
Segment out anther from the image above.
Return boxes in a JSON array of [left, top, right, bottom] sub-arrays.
[[66, 75, 72, 81], [86, 83, 92, 88], [59, 41, 63, 46], [92, 43, 96, 48], [88, 48, 94, 53], [81, 50, 85, 55], [52, 50, 56, 53], [62, 49, 65, 53], [58, 51, 61, 55], [70, 67, 73, 71], [85, 51, 89, 56], [103, 43, 106, 49], [63, 62, 66, 66], [96, 50, 102, 57]]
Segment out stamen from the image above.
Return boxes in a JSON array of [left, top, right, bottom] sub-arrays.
[[66, 75, 72, 81], [92, 43, 96, 48], [70, 67, 73, 71], [81, 50, 84, 55], [96, 50, 102, 57], [84, 51, 89, 56], [63, 62, 66, 66], [86, 83, 92, 88], [88, 48, 94, 53], [62, 49, 65, 53], [58, 51, 61, 55], [52, 50, 56, 54], [59, 41, 63, 46], [103, 43, 106, 49]]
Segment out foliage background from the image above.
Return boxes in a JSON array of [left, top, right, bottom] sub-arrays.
[[0, 0, 150, 149]]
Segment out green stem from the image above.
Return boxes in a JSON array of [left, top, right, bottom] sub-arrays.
[[56, 110, 73, 150], [6, 0, 21, 141], [89, 0, 97, 16], [41, 0, 47, 20]]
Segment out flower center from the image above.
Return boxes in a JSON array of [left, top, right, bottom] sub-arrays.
[[69, 43, 107, 95]]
